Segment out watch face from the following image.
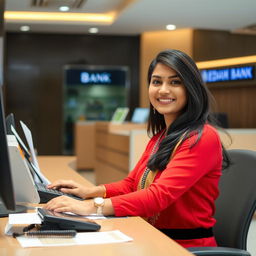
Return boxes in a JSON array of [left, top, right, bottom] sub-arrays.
[[94, 197, 104, 205]]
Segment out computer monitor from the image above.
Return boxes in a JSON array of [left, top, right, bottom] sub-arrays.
[[111, 107, 129, 124], [0, 88, 16, 216], [131, 108, 149, 123]]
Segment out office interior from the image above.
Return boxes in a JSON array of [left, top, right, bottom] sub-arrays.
[[0, 0, 256, 255]]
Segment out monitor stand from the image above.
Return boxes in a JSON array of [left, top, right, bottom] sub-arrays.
[[0, 203, 27, 218]]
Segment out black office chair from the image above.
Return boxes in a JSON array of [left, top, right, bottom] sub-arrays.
[[188, 149, 256, 256]]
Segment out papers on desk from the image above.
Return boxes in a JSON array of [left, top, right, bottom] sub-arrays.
[[16, 230, 133, 248], [9, 212, 42, 225], [20, 120, 50, 185]]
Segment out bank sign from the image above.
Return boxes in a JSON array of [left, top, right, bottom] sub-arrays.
[[201, 66, 255, 83], [65, 68, 127, 86]]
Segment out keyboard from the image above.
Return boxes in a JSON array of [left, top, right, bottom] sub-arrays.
[[35, 183, 83, 203]]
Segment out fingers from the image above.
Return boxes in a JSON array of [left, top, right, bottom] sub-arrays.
[[44, 196, 89, 215], [44, 196, 74, 212], [59, 187, 78, 196], [47, 180, 77, 189]]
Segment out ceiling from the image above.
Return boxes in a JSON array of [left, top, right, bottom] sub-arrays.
[[4, 0, 256, 35]]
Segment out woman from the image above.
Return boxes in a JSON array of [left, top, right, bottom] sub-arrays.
[[45, 49, 229, 248]]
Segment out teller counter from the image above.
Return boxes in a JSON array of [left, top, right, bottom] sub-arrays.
[[94, 122, 148, 185], [75, 121, 256, 185]]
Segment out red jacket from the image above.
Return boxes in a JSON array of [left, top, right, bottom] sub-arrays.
[[104, 124, 222, 247]]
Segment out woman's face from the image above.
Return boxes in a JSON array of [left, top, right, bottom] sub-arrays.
[[148, 63, 187, 127]]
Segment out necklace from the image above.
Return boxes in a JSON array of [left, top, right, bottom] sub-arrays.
[[140, 130, 165, 189]]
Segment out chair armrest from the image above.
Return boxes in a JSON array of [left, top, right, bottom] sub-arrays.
[[187, 246, 251, 256]]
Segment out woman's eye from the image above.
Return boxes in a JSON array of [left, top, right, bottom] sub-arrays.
[[170, 80, 182, 85], [152, 79, 161, 85]]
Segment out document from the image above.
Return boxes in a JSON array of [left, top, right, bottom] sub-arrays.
[[20, 120, 50, 185], [5, 212, 42, 236], [16, 230, 133, 248], [9, 212, 42, 225]]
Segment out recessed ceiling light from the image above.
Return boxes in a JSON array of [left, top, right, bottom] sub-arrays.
[[20, 25, 30, 32], [166, 24, 176, 30], [88, 27, 99, 34], [59, 6, 70, 12]]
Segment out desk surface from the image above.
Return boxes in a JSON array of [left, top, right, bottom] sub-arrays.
[[0, 156, 192, 256]]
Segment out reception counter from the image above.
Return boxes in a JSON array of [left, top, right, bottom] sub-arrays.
[[94, 122, 148, 184], [75, 121, 256, 184]]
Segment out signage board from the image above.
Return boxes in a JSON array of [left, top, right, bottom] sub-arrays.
[[65, 68, 127, 86], [201, 65, 255, 83]]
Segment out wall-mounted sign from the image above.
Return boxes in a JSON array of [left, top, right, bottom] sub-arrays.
[[201, 65, 255, 83], [65, 68, 127, 86]]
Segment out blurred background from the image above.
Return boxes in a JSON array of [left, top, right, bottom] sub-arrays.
[[1, 0, 256, 155]]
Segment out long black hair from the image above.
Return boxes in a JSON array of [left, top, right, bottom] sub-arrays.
[[147, 49, 229, 171]]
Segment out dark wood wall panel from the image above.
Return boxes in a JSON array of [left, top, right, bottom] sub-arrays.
[[193, 30, 256, 61], [5, 33, 140, 155], [209, 85, 256, 128], [192, 30, 256, 129]]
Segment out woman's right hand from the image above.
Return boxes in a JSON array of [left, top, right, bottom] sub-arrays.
[[47, 180, 91, 199]]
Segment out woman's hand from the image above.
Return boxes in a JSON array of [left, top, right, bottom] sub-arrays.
[[44, 196, 93, 215], [47, 180, 106, 199], [44, 196, 115, 216], [47, 180, 90, 199]]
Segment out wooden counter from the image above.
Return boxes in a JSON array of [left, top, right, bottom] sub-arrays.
[[0, 156, 193, 256], [94, 122, 148, 184]]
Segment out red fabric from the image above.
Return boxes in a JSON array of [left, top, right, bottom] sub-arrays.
[[104, 124, 222, 248]]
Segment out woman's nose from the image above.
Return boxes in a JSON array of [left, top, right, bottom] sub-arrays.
[[159, 83, 170, 94]]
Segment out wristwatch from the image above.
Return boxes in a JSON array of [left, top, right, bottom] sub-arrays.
[[94, 197, 105, 215]]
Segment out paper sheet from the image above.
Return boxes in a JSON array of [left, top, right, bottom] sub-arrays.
[[64, 212, 107, 220], [16, 230, 133, 248], [5, 212, 42, 236], [20, 120, 50, 185], [9, 212, 42, 225], [20, 121, 40, 170]]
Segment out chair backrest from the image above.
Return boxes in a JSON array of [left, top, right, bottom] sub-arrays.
[[213, 149, 256, 249]]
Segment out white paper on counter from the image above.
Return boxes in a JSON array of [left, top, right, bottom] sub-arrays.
[[16, 230, 133, 248]]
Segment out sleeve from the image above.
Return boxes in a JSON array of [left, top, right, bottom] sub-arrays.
[[110, 126, 223, 217], [104, 135, 154, 197]]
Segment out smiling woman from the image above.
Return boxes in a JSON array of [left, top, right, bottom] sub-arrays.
[[44, 49, 230, 249]]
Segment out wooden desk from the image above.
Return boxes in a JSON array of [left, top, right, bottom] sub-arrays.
[[0, 156, 192, 256]]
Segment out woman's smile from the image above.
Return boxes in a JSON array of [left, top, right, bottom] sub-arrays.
[[157, 97, 176, 104]]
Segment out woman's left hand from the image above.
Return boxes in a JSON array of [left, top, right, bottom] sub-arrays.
[[44, 196, 94, 215]]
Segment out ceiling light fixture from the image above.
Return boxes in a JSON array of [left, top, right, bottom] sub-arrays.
[[20, 25, 30, 32], [88, 27, 99, 33], [166, 24, 176, 30], [4, 11, 115, 25], [59, 6, 70, 12]]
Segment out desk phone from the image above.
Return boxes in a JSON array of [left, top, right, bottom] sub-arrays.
[[37, 208, 101, 231]]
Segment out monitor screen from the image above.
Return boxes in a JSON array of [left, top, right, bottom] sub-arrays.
[[131, 108, 149, 123], [111, 107, 129, 124], [0, 88, 16, 213]]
